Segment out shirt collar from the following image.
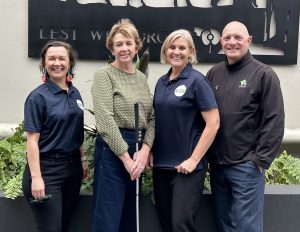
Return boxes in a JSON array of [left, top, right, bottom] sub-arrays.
[[45, 79, 74, 95], [225, 50, 253, 72], [161, 63, 192, 85]]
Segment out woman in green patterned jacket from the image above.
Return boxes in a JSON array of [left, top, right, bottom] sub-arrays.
[[91, 18, 154, 232]]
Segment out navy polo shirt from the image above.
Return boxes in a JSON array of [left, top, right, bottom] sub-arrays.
[[153, 63, 217, 170], [24, 79, 84, 154]]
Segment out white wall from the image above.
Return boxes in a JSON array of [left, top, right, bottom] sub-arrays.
[[0, 0, 300, 130]]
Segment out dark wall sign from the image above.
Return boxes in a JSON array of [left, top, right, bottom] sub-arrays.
[[29, 0, 300, 64]]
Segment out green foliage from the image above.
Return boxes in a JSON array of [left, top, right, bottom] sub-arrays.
[[6, 122, 25, 144], [0, 121, 96, 198], [266, 150, 300, 185], [204, 170, 211, 191], [135, 48, 150, 77], [0, 122, 26, 199], [3, 172, 24, 199], [140, 151, 300, 198], [141, 169, 153, 196], [81, 132, 95, 191], [1, 122, 300, 201]]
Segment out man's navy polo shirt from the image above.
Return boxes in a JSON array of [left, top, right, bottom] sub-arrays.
[[153, 63, 218, 170], [24, 79, 84, 154]]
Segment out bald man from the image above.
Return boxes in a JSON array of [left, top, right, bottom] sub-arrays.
[[206, 21, 284, 232]]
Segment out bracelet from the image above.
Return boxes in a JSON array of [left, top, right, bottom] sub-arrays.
[[81, 156, 87, 162]]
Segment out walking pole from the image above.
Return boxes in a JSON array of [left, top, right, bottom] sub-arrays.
[[134, 102, 140, 232]]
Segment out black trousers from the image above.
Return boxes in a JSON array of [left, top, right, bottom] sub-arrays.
[[153, 168, 206, 232], [22, 152, 83, 232]]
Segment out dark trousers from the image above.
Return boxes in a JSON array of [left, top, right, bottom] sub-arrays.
[[92, 129, 143, 232], [153, 168, 206, 232], [22, 152, 83, 232], [210, 161, 265, 232]]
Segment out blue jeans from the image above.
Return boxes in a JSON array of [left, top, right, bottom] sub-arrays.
[[92, 129, 144, 232], [210, 160, 265, 232]]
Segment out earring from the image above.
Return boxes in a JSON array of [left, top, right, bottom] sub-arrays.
[[41, 67, 47, 82], [66, 69, 73, 83]]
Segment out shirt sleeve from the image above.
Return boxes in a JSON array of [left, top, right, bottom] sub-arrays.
[[195, 78, 218, 111], [253, 68, 285, 169], [143, 96, 155, 149], [91, 69, 129, 156], [24, 94, 44, 133]]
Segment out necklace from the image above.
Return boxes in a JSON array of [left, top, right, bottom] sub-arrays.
[[111, 63, 135, 84], [130, 75, 135, 84]]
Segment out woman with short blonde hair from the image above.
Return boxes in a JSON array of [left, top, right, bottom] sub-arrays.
[[160, 29, 197, 64], [152, 29, 219, 232]]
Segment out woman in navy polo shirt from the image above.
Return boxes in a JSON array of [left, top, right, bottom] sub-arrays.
[[22, 41, 89, 232], [152, 29, 220, 232]]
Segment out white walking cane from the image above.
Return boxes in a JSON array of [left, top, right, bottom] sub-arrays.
[[134, 102, 140, 232]]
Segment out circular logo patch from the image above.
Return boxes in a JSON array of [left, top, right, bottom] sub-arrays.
[[174, 85, 186, 97]]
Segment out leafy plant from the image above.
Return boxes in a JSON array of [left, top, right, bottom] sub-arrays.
[[141, 169, 153, 197], [204, 170, 211, 191], [81, 132, 95, 191], [135, 48, 150, 77], [1, 122, 300, 200], [266, 150, 300, 184], [140, 150, 300, 198], [0, 122, 26, 199]]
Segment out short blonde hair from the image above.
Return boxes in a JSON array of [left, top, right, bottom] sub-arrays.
[[106, 18, 142, 52], [160, 29, 197, 64]]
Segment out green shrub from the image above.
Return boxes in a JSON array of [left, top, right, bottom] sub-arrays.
[[0, 122, 26, 199], [266, 150, 300, 184], [141, 150, 300, 196], [1, 122, 300, 200], [80, 132, 95, 191]]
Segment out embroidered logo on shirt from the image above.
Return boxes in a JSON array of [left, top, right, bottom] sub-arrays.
[[239, 80, 247, 88], [174, 85, 186, 97], [77, 99, 84, 111]]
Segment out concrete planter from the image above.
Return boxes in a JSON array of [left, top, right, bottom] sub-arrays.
[[1, 185, 300, 232]]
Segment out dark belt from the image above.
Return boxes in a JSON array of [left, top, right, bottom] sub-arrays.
[[40, 150, 80, 159], [119, 128, 146, 143]]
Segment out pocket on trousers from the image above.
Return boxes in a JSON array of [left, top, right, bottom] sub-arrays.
[[246, 160, 263, 174]]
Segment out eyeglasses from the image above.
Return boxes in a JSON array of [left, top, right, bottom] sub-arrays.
[[29, 194, 53, 205]]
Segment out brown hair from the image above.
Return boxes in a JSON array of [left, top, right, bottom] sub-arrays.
[[106, 18, 142, 52], [39, 40, 77, 77]]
